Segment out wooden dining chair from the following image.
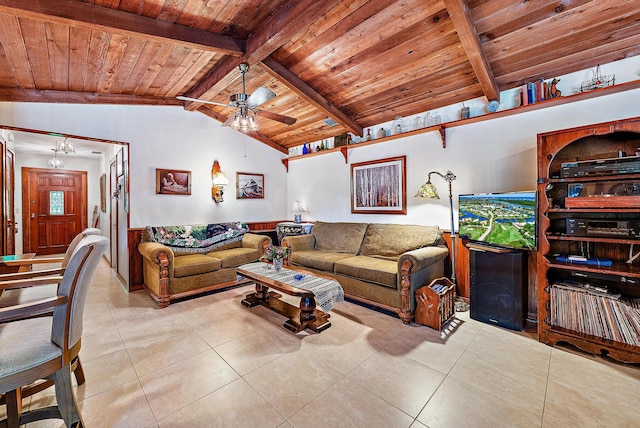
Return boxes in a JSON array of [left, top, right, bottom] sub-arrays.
[[0, 228, 102, 391], [0, 235, 108, 428]]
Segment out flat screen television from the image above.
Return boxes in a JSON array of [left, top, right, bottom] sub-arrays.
[[458, 191, 537, 251]]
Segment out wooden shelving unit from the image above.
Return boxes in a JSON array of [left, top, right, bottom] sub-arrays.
[[536, 116, 640, 363], [282, 79, 640, 171]]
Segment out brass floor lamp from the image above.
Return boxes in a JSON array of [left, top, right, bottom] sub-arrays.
[[415, 170, 457, 283]]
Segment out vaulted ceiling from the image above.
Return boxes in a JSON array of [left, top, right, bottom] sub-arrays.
[[0, 0, 638, 153]]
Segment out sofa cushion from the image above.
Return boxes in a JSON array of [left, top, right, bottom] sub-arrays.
[[290, 250, 354, 272], [173, 254, 221, 278], [207, 247, 259, 268], [360, 224, 442, 260], [312, 222, 368, 254], [334, 256, 397, 288]]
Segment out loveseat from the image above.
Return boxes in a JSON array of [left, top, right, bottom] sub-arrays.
[[282, 222, 449, 323], [138, 222, 271, 307]]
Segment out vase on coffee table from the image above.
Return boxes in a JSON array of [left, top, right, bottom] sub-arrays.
[[273, 258, 283, 272]]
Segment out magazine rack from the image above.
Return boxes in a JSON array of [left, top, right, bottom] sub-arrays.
[[415, 277, 455, 331]]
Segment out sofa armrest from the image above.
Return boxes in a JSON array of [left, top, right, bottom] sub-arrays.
[[282, 234, 315, 251], [398, 245, 449, 273], [242, 233, 272, 251], [139, 241, 175, 266], [396, 245, 449, 324]]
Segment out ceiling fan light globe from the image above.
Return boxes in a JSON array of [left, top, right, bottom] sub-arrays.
[[249, 117, 258, 131]]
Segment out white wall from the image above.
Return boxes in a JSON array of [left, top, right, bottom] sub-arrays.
[[287, 89, 640, 231], [0, 104, 289, 229], [0, 104, 288, 286]]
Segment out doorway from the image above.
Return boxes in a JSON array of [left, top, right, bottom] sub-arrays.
[[22, 168, 87, 255], [1, 125, 130, 286]]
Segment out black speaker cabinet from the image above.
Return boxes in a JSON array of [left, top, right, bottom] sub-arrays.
[[469, 247, 527, 331]]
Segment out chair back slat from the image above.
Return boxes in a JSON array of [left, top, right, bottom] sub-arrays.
[[51, 235, 108, 358]]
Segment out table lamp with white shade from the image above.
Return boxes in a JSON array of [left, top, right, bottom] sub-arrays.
[[291, 200, 306, 223]]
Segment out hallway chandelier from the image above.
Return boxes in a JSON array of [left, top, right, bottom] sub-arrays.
[[48, 149, 64, 169], [56, 137, 75, 154]]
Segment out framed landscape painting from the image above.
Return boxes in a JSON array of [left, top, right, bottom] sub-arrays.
[[156, 169, 191, 195], [236, 172, 264, 199], [350, 156, 406, 214]]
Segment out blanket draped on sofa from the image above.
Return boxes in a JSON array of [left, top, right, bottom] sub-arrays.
[[144, 222, 249, 253]]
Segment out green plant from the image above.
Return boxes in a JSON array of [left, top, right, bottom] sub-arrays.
[[261, 244, 290, 261]]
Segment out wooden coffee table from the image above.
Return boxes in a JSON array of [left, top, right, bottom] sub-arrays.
[[237, 263, 341, 333]]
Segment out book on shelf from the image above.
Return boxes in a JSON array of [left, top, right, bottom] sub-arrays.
[[520, 78, 550, 106]]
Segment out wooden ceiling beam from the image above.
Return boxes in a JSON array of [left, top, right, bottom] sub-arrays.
[[0, 88, 182, 105], [0, 0, 244, 56], [183, 0, 342, 110], [443, 0, 500, 102], [260, 57, 363, 137]]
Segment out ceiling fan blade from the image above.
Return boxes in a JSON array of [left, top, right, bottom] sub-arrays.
[[254, 109, 297, 125], [177, 95, 230, 108], [247, 87, 276, 108]]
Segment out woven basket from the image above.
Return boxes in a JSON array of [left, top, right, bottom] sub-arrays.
[[580, 65, 615, 92]]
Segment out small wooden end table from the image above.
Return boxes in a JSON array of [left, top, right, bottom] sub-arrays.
[[0, 253, 36, 274], [237, 263, 337, 333]]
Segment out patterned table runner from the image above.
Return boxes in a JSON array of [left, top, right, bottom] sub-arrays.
[[237, 262, 344, 312]]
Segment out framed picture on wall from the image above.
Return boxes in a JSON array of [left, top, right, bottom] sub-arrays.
[[116, 149, 123, 177], [156, 169, 191, 195], [350, 155, 406, 214], [236, 172, 264, 199], [99, 173, 107, 212]]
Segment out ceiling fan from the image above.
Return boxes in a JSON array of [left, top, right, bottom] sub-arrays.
[[177, 63, 297, 133]]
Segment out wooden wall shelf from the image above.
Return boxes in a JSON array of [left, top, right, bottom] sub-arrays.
[[281, 79, 640, 171]]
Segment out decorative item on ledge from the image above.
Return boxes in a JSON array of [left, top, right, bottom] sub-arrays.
[[581, 64, 615, 93], [333, 133, 350, 147], [280, 79, 640, 170]]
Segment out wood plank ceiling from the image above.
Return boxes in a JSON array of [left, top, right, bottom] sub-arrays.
[[0, 0, 638, 153]]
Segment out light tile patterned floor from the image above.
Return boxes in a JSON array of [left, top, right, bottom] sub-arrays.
[[2, 259, 640, 427]]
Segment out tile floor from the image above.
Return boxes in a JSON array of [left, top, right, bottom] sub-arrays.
[[2, 259, 640, 427]]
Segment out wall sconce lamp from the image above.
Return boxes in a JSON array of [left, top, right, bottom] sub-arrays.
[[415, 170, 457, 283], [291, 200, 306, 223], [211, 160, 230, 203]]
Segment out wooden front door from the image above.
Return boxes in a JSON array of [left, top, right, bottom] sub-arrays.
[[22, 168, 87, 255]]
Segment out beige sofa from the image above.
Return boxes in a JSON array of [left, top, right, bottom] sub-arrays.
[[282, 222, 449, 323], [138, 222, 271, 307]]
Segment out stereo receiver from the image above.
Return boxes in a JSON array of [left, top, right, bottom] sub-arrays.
[[561, 155, 640, 178], [566, 219, 640, 238]]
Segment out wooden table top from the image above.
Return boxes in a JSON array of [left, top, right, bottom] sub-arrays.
[[0, 253, 36, 265], [236, 263, 313, 297]]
